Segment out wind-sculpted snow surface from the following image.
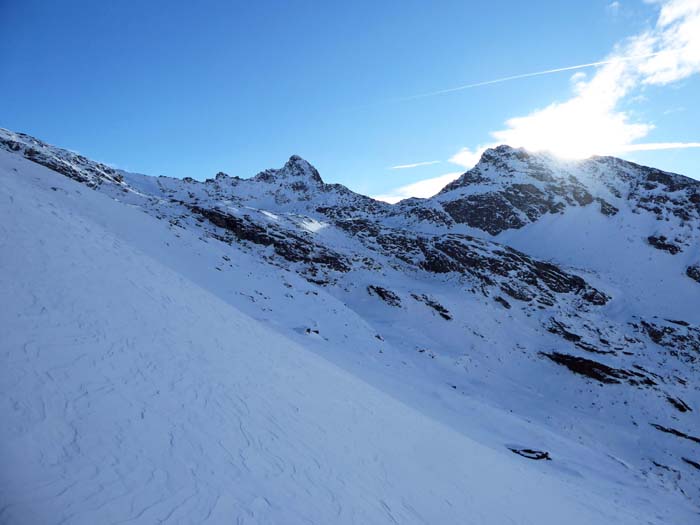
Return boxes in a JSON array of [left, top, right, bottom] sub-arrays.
[[1, 127, 699, 522]]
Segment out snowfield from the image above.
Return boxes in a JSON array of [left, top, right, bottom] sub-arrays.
[[1, 137, 698, 523]]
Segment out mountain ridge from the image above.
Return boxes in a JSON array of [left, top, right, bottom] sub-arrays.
[[1, 126, 699, 519]]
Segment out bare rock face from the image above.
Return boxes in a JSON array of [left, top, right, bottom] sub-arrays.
[[188, 204, 351, 276], [0, 130, 124, 188], [508, 448, 551, 461], [367, 285, 402, 307], [635, 319, 700, 365], [423, 147, 700, 253], [628, 165, 700, 223], [442, 193, 529, 235], [647, 235, 682, 255], [431, 146, 620, 235], [541, 351, 656, 386], [687, 265, 700, 284]]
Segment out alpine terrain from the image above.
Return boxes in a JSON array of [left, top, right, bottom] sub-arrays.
[[1, 127, 699, 524]]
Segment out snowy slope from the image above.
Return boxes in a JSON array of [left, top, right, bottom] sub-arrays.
[[1, 147, 684, 525], [1, 127, 699, 522]]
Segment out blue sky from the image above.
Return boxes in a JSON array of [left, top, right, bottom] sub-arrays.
[[1, 0, 698, 200]]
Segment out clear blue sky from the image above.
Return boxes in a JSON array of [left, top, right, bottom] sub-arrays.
[[1, 0, 698, 198]]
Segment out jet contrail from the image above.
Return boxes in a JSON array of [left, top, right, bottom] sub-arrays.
[[393, 50, 675, 103]]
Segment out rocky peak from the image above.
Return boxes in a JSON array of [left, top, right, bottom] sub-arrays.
[[252, 155, 324, 188], [482, 144, 532, 163], [439, 146, 558, 196], [430, 146, 615, 235], [280, 155, 324, 184]]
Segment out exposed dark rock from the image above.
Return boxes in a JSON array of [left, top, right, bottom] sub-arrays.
[[367, 285, 402, 307], [508, 448, 551, 460], [333, 218, 381, 237], [666, 396, 692, 413], [541, 352, 655, 386], [542, 352, 625, 384], [647, 235, 681, 255], [629, 165, 700, 223], [636, 320, 700, 364], [494, 296, 511, 309], [682, 458, 700, 471], [0, 133, 122, 188], [686, 265, 700, 284], [189, 205, 350, 273], [443, 194, 526, 235], [502, 183, 564, 221], [399, 204, 453, 226], [439, 170, 490, 192], [596, 198, 619, 216], [429, 237, 608, 306], [434, 147, 630, 235], [547, 319, 614, 354], [411, 294, 452, 320], [369, 229, 608, 307], [548, 319, 582, 342], [650, 424, 700, 444]]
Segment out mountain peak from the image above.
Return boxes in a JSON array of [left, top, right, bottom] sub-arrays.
[[287, 154, 306, 163], [253, 155, 324, 185], [282, 155, 323, 183], [480, 144, 537, 165]]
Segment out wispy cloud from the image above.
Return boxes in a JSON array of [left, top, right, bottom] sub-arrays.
[[484, 0, 700, 158], [389, 160, 441, 170], [391, 51, 674, 103], [372, 172, 462, 203]]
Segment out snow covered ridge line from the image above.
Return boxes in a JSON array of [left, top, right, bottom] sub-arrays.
[[0, 127, 617, 311], [0, 128, 125, 188], [2, 125, 699, 237], [1, 124, 699, 287], [435, 145, 700, 242], [1, 124, 698, 284], [0, 124, 698, 304]]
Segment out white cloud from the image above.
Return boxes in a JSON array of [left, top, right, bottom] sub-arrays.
[[389, 160, 440, 170], [467, 0, 700, 159], [639, 0, 700, 85], [448, 147, 488, 169], [372, 172, 463, 203]]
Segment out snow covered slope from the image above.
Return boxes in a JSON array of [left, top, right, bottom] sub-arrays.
[[1, 128, 699, 523]]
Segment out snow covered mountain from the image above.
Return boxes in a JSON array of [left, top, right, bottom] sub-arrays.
[[1, 127, 698, 524]]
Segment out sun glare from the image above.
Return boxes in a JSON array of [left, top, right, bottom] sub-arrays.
[[492, 85, 651, 160]]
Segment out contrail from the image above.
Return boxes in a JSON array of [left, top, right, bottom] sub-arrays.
[[390, 160, 440, 170], [393, 50, 675, 103]]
